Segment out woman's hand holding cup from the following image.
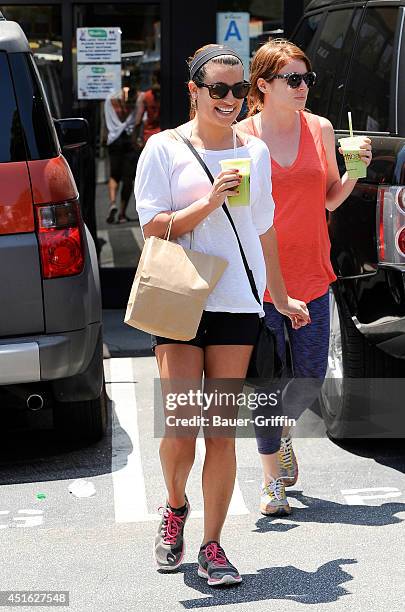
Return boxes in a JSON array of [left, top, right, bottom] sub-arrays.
[[207, 169, 241, 209], [338, 136, 372, 165], [357, 136, 372, 167], [338, 136, 372, 179]]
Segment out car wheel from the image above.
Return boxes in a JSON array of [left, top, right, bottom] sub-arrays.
[[320, 287, 405, 438], [53, 381, 108, 443]]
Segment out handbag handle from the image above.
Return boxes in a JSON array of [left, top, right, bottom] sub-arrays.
[[164, 212, 176, 241], [174, 129, 262, 306], [163, 210, 193, 248]]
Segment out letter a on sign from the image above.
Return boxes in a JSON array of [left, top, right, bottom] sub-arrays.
[[225, 20, 242, 41]]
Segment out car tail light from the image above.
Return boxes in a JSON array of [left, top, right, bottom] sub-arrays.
[[396, 227, 405, 256], [377, 186, 405, 267], [395, 187, 405, 213], [378, 187, 386, 261], [35, 199, 84, 279]]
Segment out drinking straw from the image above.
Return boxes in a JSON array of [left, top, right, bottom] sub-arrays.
[[348, 111, 353, 138], [232, 124, 237, 159]]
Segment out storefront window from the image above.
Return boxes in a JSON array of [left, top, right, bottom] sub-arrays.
[[1, 6, 63, 118], [71, 4, 160, 269]]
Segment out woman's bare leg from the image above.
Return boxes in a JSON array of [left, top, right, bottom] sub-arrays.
[[201, 344, 253, 544], [108, 177, 118, 207], [155, 344, 204, 508], [259, 452, 280, 485]]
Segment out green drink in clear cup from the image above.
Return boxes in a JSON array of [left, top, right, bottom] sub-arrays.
[[220, 158, 251, 206], [338, 136, 367, 179]]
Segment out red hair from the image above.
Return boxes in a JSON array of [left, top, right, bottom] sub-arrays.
[[248, 39, 312, 116]]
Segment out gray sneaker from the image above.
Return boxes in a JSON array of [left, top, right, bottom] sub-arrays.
[[260, 478, 291, 516], [198, 541, 242, 586], [279, 435, 299, 487], [154, 496, 190, 571]]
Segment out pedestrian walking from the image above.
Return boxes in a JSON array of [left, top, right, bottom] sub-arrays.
[[105, 75, 139, 224], [239, 39, 372, 516], [134, 43, 310, 586], [134, 68, 161, 147]]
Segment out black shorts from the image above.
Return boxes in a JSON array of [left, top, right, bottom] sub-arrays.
[[151, 311, 261, 351], [108, 134, 138, 183]]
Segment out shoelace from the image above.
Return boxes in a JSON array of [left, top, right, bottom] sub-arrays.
[[264, 478, 285, 501], [158, 506, 185, 545], [204, 542, 227, 567], [279, 436, 293, 470]]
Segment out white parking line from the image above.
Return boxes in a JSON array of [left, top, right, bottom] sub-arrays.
[[97, 230, 114, 268], [130, 226, 144, 249], [341, 487, 402, 505], [110, 358, 149, 522]]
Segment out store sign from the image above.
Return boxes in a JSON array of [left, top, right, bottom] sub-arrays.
[[77, 27, 121, 100], [217, 12, 250, 78], [77, 27, 121, 63], [77, 64, 121, 100]]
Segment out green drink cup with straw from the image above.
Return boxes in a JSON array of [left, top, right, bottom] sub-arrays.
[[220, 126, 251, 206], [338, 112, 367, 179]]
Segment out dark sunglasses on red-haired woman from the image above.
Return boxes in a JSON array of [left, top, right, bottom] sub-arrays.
[[271, 71, 317, 89]]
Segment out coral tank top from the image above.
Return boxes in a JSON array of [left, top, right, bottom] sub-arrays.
[[242, 111, 336, 303]]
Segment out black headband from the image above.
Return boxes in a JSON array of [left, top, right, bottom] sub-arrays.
[[189, 45, 243, 81]]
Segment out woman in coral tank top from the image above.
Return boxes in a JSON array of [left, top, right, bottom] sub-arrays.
[[239, 39, 372, 516]]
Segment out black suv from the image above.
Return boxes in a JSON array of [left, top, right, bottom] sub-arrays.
[[293, 0, 405, 437]]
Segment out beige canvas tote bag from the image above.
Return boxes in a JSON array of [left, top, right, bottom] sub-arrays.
[[124, 214, 228, 340]]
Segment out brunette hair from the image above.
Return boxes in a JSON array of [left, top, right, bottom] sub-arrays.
[[248, 38, 312, 116], [187, 44, 242, 119]]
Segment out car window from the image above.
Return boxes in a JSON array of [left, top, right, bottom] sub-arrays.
[[8, 53, 59, 160], [293, 12, 323, 57], [344, 7, 399, 133], [305, 8, 361, 126], [0, 52, 26, 163]]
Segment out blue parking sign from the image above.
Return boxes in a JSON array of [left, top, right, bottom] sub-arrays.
[[217, 12, 250, 78]]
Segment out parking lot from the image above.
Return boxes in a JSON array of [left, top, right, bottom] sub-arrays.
[[0, 313, 404, 611]]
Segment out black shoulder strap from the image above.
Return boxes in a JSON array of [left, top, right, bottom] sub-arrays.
[[173, 128, 261, 306]]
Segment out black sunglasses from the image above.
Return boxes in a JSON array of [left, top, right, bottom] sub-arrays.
[[196, 80, 251, 99], [271, 71, 317, 89]]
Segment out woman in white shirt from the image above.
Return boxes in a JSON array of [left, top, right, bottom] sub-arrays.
[[135, 44, 310, 587]]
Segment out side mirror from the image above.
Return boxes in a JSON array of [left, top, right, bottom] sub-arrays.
[[54, 118, 89, 150]]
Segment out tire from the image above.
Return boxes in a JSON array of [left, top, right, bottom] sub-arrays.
[[320, 286, 405, 438], [53, 382, 108, 443]]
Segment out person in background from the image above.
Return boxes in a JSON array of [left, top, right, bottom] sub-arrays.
[[239, 39, 372, 516], [104, 74, 139, 224], [134, 67, 161, 147]]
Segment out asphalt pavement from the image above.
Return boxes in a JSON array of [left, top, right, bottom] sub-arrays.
[[0, 311, 404, 611]]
